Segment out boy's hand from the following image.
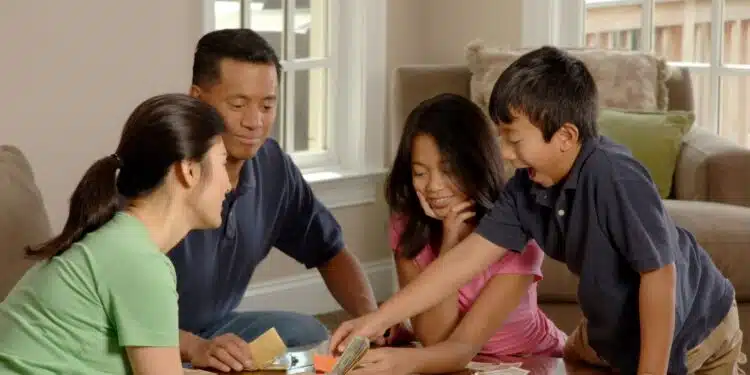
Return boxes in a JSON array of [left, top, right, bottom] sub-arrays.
[[329, 313, 389, 354]]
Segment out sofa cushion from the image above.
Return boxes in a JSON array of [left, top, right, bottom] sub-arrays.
[[465, 41, 671, 116], [0, 145, 52, 300], [598, 108, 695, 198], [664, 199, 750, 302]]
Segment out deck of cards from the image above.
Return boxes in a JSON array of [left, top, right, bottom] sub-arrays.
[[466, 361, 530, 375]]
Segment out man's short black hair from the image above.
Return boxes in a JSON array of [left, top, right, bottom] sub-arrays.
[[488, 46, 599, 142], [192, 28, 282, 88]]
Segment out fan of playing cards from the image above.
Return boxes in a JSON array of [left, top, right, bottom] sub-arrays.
[[466, 361, 530, 375]]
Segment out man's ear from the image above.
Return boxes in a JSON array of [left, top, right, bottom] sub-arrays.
[[175, 160, 201, 189], [557, 123, 580, 152], [189, 85, 201, 99]]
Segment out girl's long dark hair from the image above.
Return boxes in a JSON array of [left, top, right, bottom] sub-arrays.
[[385, 93, 505, 259], [26, 93, 225, 259]]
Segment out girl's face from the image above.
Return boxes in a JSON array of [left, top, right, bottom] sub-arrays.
[[410, 134, 468, 220]]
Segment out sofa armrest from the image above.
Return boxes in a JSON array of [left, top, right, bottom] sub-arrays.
[[390, 65, 472, 158], [674, 127, 750, 207]]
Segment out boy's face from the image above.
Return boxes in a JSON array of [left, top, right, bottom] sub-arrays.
[[497, 110, 581, 188]]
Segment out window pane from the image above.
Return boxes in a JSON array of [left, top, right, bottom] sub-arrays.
[[719, 75, 750, 147], [283, 68, 328, 153], [252, 1, 285, 59], [215, 0, 241, 30], [291, 0, 328, 59], [654, 0, 712, 63], [585, 0, 643, 50], [723, 1, 750, 65], [688, 70, 713, 133]]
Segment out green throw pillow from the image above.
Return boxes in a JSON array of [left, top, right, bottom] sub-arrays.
[[597, 108, 695, 198]]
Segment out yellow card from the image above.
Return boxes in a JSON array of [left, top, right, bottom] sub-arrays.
[[247, 327, 287, 370]]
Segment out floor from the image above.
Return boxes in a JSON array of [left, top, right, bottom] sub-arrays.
[[315, 310, 351, 332]]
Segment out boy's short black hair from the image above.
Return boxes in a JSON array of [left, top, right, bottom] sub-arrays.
[[488, 46, 599, 142], [192, 28, 282, 88]]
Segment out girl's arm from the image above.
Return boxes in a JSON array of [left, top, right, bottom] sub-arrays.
[[395, 254, 460, 346], [406, 273, 534, 373], [126, 347, 183, 375]]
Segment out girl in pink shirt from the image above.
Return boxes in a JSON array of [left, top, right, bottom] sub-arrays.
[[352, 93, 566, 375]]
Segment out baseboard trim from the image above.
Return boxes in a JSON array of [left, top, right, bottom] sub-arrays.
[[235, 258, 396, 316]]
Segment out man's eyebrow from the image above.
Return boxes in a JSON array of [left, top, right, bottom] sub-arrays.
[[264, 95, 277, 101]]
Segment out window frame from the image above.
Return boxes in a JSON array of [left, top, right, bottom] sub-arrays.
[[522, 0, 750, 137], [202, 0, 387, 208]]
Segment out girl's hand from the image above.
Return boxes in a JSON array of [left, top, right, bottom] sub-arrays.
[[348, 348, 416, 375], [384, 321, 415, 347], [440, 200, 475, 252], [415, 191, 439, 219]]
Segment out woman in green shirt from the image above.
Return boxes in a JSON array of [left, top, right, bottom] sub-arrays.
[[0, 93, 232, 375]]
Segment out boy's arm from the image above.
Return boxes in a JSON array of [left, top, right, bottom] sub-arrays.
[[377, 273, 534, 375], [598, 176, 678, 374], [639, 263, 676, 375], [330, 180, 528, 351], [372, 233, 511, 332], [395, 254, 460, 346]]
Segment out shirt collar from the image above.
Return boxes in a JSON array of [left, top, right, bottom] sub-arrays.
[[528, 135, 600, 205]]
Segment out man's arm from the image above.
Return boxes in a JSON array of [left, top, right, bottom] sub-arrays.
[[318, 248, 379, 317], [638, 263, 676, 375]]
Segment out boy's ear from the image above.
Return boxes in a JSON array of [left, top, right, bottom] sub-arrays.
[[557, 123, 580, 151]]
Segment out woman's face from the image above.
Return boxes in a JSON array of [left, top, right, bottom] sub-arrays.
[[410, 134, 468, 220], [188, 137, 231, 229]]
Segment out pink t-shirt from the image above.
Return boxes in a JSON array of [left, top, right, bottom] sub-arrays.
[[389, 216, 566, 358]]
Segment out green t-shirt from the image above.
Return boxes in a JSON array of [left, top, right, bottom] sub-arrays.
[[0, 212, 178, 375]]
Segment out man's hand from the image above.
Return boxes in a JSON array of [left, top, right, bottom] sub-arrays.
[[184, 333, 254, 372]]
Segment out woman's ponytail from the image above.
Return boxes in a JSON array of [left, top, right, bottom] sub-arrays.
[[26, 154, 122, 259]]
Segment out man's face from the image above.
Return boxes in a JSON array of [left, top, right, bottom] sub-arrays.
[[497, 111, 578, 188], [191, 58, 278, 161]]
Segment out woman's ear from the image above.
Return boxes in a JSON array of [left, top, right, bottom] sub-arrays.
[[175, 160, 201, 189]]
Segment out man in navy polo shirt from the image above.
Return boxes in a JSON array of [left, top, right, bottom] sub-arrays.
[[171, 29, 381, 373]]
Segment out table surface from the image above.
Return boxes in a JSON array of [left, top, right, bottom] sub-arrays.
[[183, 340, 613, 375], [184, 357, 613, 375]]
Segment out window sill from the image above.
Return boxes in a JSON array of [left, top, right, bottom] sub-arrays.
[[303, 168, 388, 209]]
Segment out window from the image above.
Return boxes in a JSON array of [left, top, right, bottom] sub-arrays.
[[585, 0, 750, 147], [212, 0, 333, 169], [523, 0, 750, 148], [202, 0, 388, 208]]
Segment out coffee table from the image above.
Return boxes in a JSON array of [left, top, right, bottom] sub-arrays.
[[184, 341, 612, 375]]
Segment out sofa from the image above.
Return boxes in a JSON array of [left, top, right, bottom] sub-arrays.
[[390, 46, 750, 369], [0, 145, 52, 300]]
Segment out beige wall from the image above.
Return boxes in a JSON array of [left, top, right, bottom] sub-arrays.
[[0, 0, 521, 287]]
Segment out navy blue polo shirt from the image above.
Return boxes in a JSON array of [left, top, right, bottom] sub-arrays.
[[168, 139, 344, 334], [475, 135, 734, 374]]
